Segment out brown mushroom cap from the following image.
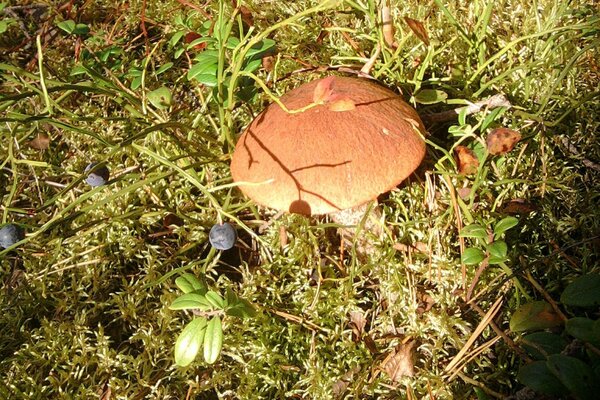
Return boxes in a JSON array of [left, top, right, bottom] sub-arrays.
[[230, 76, 426, 215]]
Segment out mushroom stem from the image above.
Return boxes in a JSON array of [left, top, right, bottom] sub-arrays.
[[330, 202, 383, 256]]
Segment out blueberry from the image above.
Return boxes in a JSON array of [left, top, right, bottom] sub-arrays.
[[85, 162, 110, 187], [209, 223, 237, 250], [0, 224, 24, 249]]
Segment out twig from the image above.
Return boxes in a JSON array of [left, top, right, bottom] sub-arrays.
[[421, 94, 512, 124], [445, 296, 503, 373], [559, 136, 600, 172]]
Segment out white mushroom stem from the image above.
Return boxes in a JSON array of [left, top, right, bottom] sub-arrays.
[[330, 202, 384, 255]]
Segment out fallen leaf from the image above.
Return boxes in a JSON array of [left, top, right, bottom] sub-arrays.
[[279, 225, 288, 249], [328, 97, 356, 112], [455, 145, 479, 175], [349, 310, 366, 342], [487, 127, 522, 155], [510, 301, 563, 332], [501, 199, 537, 215], [457, 187, 471, 199], [184, 32, 207, 51], [332, 366, 360, 398], [238, 4, 253, 27], [261, 55, 274, 72], [404, 17, 429, 46], [313, 76, 335, 104], [381, 340, 416, 381], [29, 132, 50, 150], [163, 213, 183, 228]]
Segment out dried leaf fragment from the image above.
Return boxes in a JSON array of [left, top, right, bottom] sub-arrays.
[[313, 76, 335, 104], [328, 97, 356, 112], [29, 132, 50, 150], [455, 145, 480, 175], [349, 310, 366, 342], [501, 199, 537, 215], [381, 340, 416, 381], [404, 17, 429, 46], [487, 127, 521, 155]]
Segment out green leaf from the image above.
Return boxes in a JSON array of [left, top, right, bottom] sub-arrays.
[[57, 20, 76, 34], [72, 23, 89, 36], [225, 289, 256, 319], [187, 58, 218, 82], [174, 317, 207, 367], [561, 274, 600, 307], [194, 74, 218, 87], [413, 89, 448, 105], [493, 216, 518, 238], [246, 38, 276, 59], [56, 20, 88, 35], [487, 240, 508, 264], [459, 224, 488, 240], [243, 58, 262, 73], [518, 361, 569, 396], [510, 301, 563, 332], [480, 106, 507, 132], [546, 354, 600, 399], [175, 273, 207, 294], [169, 293, 212, 311], [205, 291, 225, 309], [461, 247, 485, 265], [566, 317, 600, 346], [156, 62, 174, 75], [169, 30, 186, 47], [203, 316, 223, 364], [521, 332, 568, 360], [147, 86, 172, 110]]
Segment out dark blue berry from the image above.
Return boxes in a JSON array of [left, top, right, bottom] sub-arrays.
[[85, 162, 110, 187], [0, 224, 24, 249], [209, 223, 237, 250]]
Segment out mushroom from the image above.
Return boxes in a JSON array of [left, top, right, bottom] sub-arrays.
[[230, 76, 426, 249]]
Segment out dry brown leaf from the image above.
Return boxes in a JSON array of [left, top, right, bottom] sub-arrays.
[[29, 132, 50, 150], [184, 32, 207, 51], [349, 310, 366, 342], [501, 199, 537, 215], [238, 5, 254, 27], [163, 213, 183, 228], [404, 17, 429, 46], [381, 340, 416, 381], [328, 97, 356, 112], [487, 127, 521, 155], [332, 366, 360, 398], [457, 187, 471, 199], [313, 76, 335, 104], [261, 55, 274, 72], [454, 145, 479, 175]]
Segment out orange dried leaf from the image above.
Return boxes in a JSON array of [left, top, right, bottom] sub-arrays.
[[313, 76, 335, 104], [404, 17, 429, 46], [381, 340, 416, 381], [328, 97, 356, 112], [455, 145, 479, 175], [487, 127, 522, 155], [239, 5, 253, 27], [349, 311, 366, 342]]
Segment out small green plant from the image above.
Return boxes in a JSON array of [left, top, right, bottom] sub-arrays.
[[511, 274, 600, 399], [169, 273, 255, 367], [460, 216, 518, 266]]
